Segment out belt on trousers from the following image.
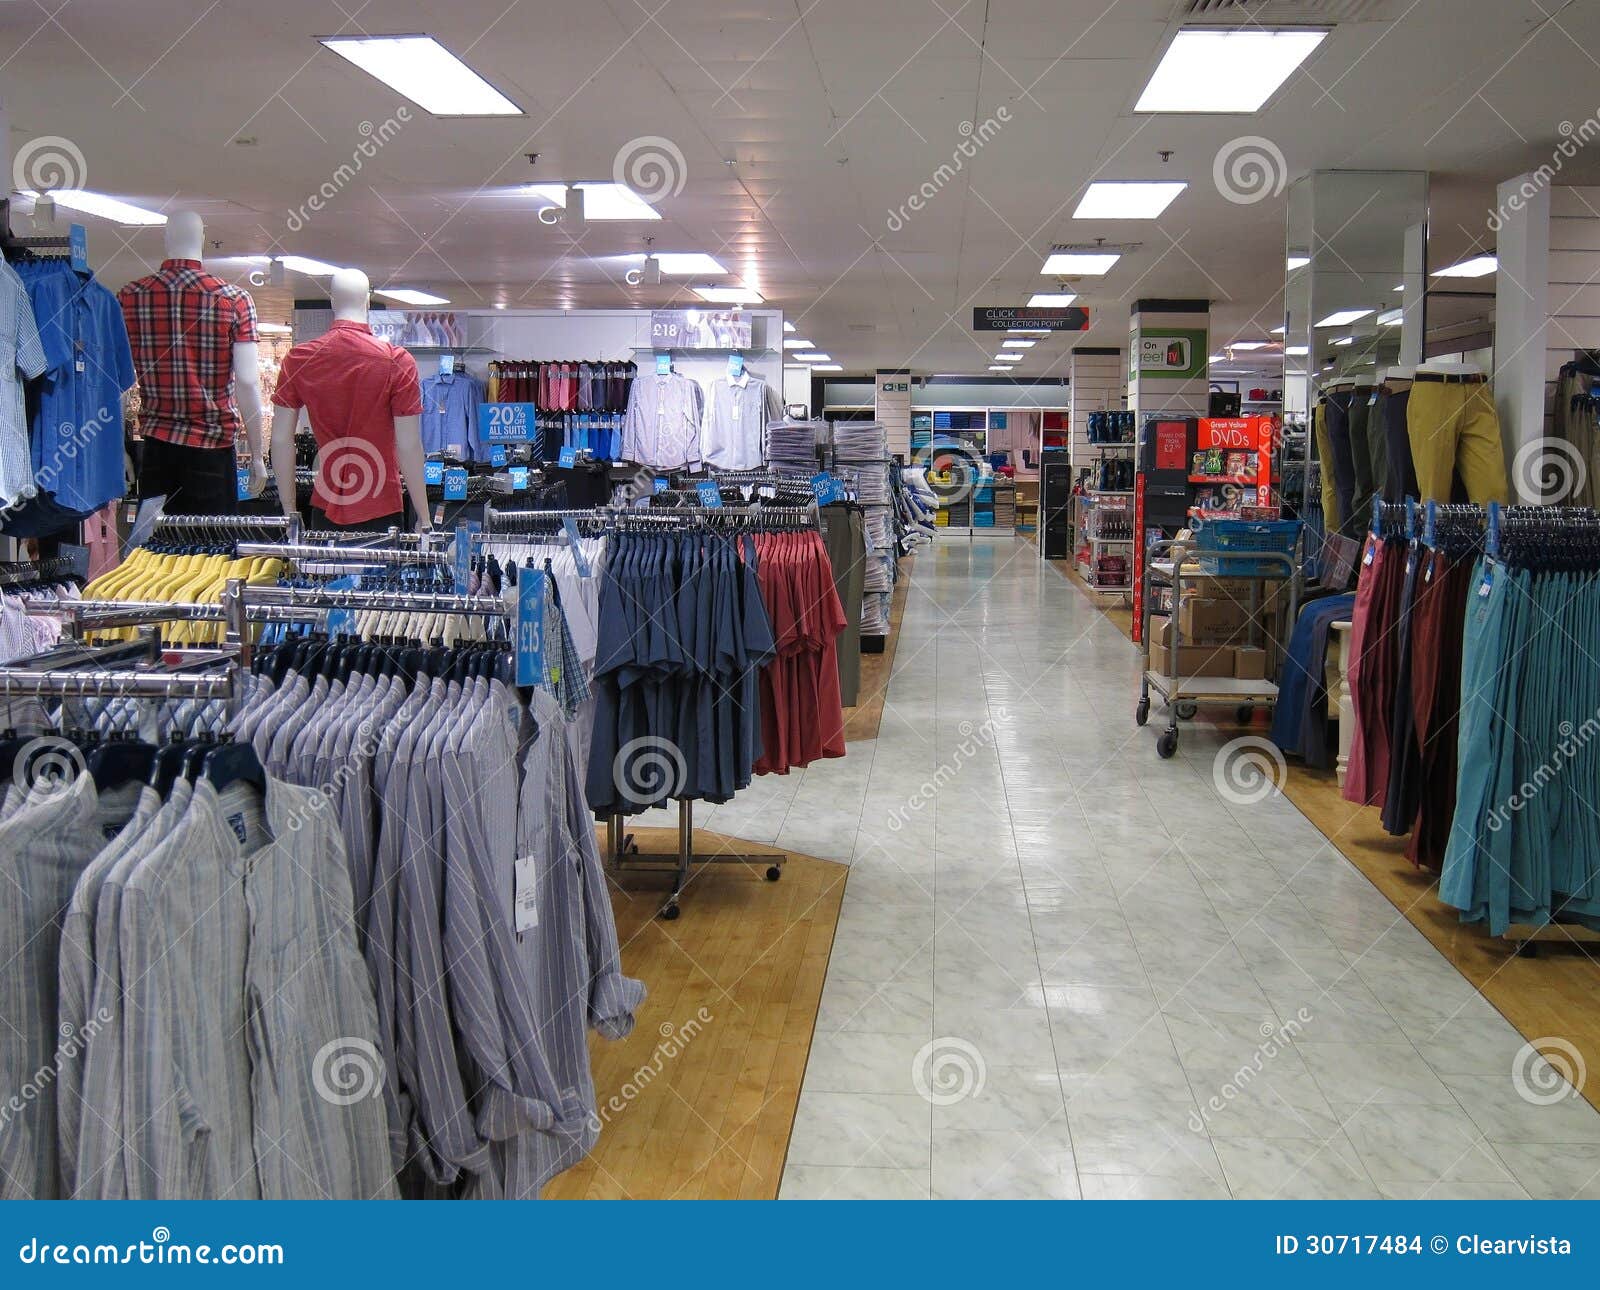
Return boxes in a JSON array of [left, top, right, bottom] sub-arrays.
[[1414, 372, 1486, 384]]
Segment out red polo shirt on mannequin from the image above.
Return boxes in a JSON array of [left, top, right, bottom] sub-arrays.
[[272, 319, 423, 525]]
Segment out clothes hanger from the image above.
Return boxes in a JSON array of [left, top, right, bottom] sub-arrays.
[[203, 740, 268, 795]]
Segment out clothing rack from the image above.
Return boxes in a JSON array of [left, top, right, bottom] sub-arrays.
[[38, 600, 226, 639], [0, 556, 81, 587], [0, 666, 235, 701], [225, 580, 508, 666], [233, 542, 451, 567]]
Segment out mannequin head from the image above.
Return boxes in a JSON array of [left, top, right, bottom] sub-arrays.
[[329, 268, 370, 323], [164, 210, 204, 262]]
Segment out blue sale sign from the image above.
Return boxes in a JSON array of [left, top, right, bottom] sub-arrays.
[[443, 467, 468, 501], [479, 402, 537, 444], [695, 480, 723, 508], [424, 459, 444, 485], [515, 568, 546, 687]]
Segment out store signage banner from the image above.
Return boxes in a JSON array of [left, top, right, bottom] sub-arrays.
[[515, 568, 546, 687], [972, 306, 1090, 331], [479, 402, 537, 444], [1134, 327, 1208, 379], [443, 467, 468, 501], [650, 308, 753, 349]]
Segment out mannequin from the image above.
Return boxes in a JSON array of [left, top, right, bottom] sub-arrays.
[[270, 269, 431, 533], [118, 210, 266, 513]]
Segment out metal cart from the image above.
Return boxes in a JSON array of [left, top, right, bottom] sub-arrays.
[[1135, 536, 1302, 758]]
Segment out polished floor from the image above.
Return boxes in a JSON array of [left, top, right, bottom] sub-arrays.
[[723, 535, 1600, 1200]]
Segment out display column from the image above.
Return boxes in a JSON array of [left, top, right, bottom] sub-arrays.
[[874, 369, 912, 460], [1493, 178, 1600, 502], [1128, 300, 1209, 643], [1070, 348, 1123, 471]]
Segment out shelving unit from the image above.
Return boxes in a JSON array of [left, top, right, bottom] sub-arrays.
[[1075, 488, 1134, 593]]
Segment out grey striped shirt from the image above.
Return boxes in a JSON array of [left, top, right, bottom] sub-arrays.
[[0, 776, 142, 1198]]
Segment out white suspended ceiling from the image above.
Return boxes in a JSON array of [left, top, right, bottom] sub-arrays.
[[1, 0, 1595, 373]]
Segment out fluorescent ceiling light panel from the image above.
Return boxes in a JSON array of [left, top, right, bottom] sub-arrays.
[[783, 338, 813, 350], [694, 285, 763, 304], [1007, 328, 1051, 336], [23, 188, 166, 226], [811, 363, 842, 371], [258, 322, 293, 334], [1332, 336, 1354, 347], [1315, 309, 1372, 328], [1394, 283, 1406, 291], [1285, 345, 1308, 356], [1271, 325, 1286, 335], [993, 353, 1024, 363], [988, 366, 1013, 372], [1135, 28, 1328, 113], [1027, 292, 1078, 307], [319, 35, 521, 116], [1286, 255, 1310, 270], [523, 183, 660, 220], [1376, 308, 1404, 326], [1040, 251, 1121, 275], [794, 352, 831, 363], [1431, 254, 1497, 278], [277, 255, 343, 276], [783, 321, 795, 332], [1071, 182, 1186, 220], [1001, 339, 1036, 348], [1228, 341, 1269, 351], [375, 288, 450, 305], [628, 252, 727, 276]]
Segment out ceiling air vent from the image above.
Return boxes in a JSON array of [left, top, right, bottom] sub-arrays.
[[1179, 0, 1393, 18]]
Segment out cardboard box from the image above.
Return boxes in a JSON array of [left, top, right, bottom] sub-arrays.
[[1179, 596, 1251, 644], [1234, 647, 1269, 681], [1151, 625, 1235, 678]]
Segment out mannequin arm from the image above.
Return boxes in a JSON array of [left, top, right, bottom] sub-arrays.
[[232, 341, 267, 491], [392, 413, 432, 533], [270, 404, 300, 518]]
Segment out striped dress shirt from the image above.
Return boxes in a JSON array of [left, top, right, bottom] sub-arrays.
[[484, 689, 644, 1197], [228, 778, 396, 1199], [621, 371, 704, 470], [0, 777, 143, 1199], [117, 783, 260, 1199], [54, 784, 162, 1198], [75, 779, 194, 1198]]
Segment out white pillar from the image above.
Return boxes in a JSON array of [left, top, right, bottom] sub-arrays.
[[874, 369, 911, 459], [1069, 348, 1122, 473], [1128, 299, 1210, 423]]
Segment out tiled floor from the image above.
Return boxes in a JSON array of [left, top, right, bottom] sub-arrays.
[[741, 535, 1600, 1199]]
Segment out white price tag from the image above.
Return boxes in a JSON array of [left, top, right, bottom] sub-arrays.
[[514, 855, 539, 932]]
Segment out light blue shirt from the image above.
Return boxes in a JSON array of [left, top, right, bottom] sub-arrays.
[[419, 371, 484, 461]]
